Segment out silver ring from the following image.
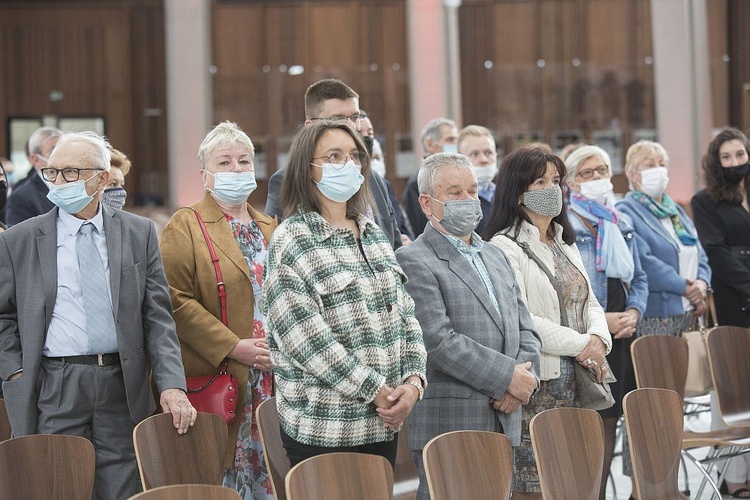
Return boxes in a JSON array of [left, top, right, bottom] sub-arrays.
[[586, 358, 593, 366], [590, 359, 598, 367]]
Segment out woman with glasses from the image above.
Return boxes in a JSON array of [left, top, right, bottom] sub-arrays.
[[160, 122, 277, 499], [565, 145, 647, 500], [262, 120, 427, 468]]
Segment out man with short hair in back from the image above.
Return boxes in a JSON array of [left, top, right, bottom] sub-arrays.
[[402, 118, 458, 238], [0, 131, 196, 499], [457, 125, 498, 236], [396, 153, 541, 500], [264, 79, 402, 249], [5, 126, 62, 225]]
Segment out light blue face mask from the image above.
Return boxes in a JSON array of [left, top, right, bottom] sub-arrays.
[[205, 171, 257, 205], [46, 172, 102, 215], [442, 144, 458, 154], [312, 160, 364, 203]]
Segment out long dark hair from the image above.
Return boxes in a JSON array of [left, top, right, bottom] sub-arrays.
[[703, 127, 750, 205], [482, 146, 575, 245]]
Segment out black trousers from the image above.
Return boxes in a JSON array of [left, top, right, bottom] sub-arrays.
[[280, 426, 398, 469]]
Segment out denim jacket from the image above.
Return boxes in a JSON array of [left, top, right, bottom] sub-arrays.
[[569, 207, 648, 318], [617, 192, 711, 318]]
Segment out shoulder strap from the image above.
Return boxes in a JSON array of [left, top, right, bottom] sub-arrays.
[[506, 234, 570, 327], [572, 211, 598, 238], [186, 208, 228, 327]]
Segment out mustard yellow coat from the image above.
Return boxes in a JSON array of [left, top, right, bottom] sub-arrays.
[[160, 193, 277, 467]]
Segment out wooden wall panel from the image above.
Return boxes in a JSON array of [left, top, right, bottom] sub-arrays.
[[212, 0, 410, 185], [0, 1, 167, 206], [728, 0, 750, 130]]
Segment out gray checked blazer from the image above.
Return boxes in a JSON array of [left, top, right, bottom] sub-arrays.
[[0, 206, 187, 436], [395, 224, 541, 450]]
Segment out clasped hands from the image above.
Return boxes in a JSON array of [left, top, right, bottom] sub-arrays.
[[576, 335, 608, 382], [374, 378, 421, 432], [490, 361, 536, 414], [684, 279, 708, 317]]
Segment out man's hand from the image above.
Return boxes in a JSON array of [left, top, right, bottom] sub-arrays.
[[507, 361, 536, 404], [159, 388, 198, 435], [228, 338, 272, 371], [377, 384, 419, 431], [490, 392, 522, 414]]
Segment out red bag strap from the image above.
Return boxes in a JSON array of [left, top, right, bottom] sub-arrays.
[[188, 209, 228, 327]]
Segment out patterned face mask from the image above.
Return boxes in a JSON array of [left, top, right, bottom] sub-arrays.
[[522, 186, 563, 218]]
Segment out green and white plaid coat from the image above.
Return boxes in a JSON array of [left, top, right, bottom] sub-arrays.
[[261, 211, 427, 447]]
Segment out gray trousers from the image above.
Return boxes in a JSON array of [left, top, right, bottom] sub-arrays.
[[37, 358, 140, 500]]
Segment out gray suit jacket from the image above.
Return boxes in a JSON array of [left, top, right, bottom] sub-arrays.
[[0, 206, 187, 436], [395, 224, 541, 449], [265, 168, 401, 250]]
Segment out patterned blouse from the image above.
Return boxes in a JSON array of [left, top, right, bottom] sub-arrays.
[[261, 211, 427, 448]]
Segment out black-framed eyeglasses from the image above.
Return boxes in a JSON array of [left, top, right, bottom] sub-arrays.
[[41, 167, 103, 182], [577, 165, 609, 179], [310, 113, 363, 124], [312, 151, 368, 167]]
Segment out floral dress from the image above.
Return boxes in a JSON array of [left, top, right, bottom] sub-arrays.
[[514, 241, 586, 492], [222, 215, 274, 500]]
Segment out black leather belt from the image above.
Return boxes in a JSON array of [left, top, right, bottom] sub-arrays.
[[45, 353, 120, 367]]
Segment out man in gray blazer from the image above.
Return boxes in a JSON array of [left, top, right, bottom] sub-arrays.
[[396, 153, 541, 500], [0, 131, 196, 499]]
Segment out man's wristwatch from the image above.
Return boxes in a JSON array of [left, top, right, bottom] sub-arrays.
[[404, 379, 424, 401]]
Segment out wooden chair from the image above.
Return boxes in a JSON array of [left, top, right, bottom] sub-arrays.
[[255, 397, 291, 500], [421, 430, 512, 500], [0, 434, 95, 500], [631, 334, 750, 498], [285, 452, 393, 500], [0, 399, 11, 442], [706, 326, 750, 428], [530, 407, 604, 500], [133, 412, 227, 490], [128, 484, 240, 500], [623, 388, 688, 500]]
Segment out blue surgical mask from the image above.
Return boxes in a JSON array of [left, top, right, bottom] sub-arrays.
[[312, 160, 364, 203], [46, 172, 102, 215], [102, 187, 127, 210], [442, 144, 458, 154], [205, 171, 257, 205]]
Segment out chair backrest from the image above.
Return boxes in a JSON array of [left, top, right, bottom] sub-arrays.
[[530, 407, 604, 500], [133, 412, 227, 490], [0, 433, 95, 500], [623, 388, 687, 500], [631, 335, 689, 397], [255, 397, 290, 500], [0, 399, 11, 442], [423, 430, 512, 500], [706, 326, 750, 428], [285, 452, 393, 500], [128, 484, 241, 500]]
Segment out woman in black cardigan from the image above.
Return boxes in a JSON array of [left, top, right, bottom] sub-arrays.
[[691, 127, 750, 497], [691, 128, 750, 328]]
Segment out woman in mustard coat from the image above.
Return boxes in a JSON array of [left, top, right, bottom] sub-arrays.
[[160, 121, 277, 499]]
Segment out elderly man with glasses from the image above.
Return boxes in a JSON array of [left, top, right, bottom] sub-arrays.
[[0, 131, 196, 499]]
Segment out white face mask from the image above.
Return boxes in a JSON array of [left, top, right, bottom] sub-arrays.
[[370, 158, 386, 178], [579, 177, 614, 204], [639, 166, 669, 198], [473, 163, 498, 187]]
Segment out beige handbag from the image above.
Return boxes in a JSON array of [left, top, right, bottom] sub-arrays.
[[682, 291, 717, 397]]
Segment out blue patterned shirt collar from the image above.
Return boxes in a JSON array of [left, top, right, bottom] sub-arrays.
[[478, 182, 496, 203], [437, 228, 484, 256], [58, 204, 104, 237]]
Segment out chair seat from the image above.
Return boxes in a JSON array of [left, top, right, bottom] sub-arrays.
[[682, 426, 750, 450]]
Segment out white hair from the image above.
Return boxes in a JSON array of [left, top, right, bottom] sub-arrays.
[[198, 121, 254, 170], [51, 131, 112, 171], [420, 118, 456, 150], [417, 152, 475, 197], [27, 127, 63, 156], [564, 145, 612, 182]]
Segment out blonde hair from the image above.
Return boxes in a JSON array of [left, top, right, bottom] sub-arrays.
[[198, 121, 254, 170], [625, 140, 668, 175], [458, 124, 493, 150], [109, 148, 132, 176]]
